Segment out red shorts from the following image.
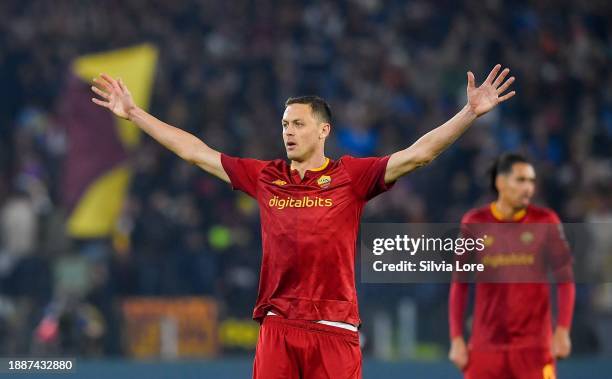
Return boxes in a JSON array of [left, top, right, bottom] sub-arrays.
[[464, 348, 556, 379], [253, 315, 362, 379]]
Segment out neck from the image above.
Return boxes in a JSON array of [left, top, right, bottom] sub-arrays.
[[493, 199, 525, 220], [291, 153, 327, 178]]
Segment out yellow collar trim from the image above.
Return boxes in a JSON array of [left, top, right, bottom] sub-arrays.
[[490, 202, 527, 221], [309, 157, 330, 172]]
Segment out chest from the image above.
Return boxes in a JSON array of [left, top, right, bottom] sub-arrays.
[[255, 167, 361, 225]]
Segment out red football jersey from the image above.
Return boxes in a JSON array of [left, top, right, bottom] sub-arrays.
[[453, 204, 573, 350], [221, 154, 394, 326]]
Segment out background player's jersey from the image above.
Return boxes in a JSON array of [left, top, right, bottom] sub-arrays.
[[457, 204, 573, 350], [221, 154, 394, 326]]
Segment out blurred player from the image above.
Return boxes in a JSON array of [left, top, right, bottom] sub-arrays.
[[448, 153, 576, 379], [91, 65, 514, 379]]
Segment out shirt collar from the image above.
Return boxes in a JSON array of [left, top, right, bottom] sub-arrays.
[[490, 202, 527, 222], [290, 157, 330, 174]]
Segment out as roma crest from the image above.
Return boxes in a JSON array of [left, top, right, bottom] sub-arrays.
[[317, 175, 332, 188], [520, 231, 534, 244]]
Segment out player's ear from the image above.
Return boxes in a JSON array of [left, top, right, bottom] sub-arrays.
[[319, 123, 331, 139], [495, 175, 505, 193]]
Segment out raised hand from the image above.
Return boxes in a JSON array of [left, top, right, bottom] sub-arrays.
[[91, 73, 136, 120], [466, 64, 515, 117]]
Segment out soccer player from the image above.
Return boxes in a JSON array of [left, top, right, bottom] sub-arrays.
[[448, 153, 576, 379], [91, 64, 515, 378]]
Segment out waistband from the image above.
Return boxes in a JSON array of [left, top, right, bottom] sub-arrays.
[[267, 310, 358, 332], [263, 314, 359, 339]]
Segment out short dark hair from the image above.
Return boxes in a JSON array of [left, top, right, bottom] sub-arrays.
[[285, 96, 332, 124], [488, 153, 531, 194]]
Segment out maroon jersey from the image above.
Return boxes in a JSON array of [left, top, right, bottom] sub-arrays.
[[454, 203, 573, 350], [221, 154, 394, 326]]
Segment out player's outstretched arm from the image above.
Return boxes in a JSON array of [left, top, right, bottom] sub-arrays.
[[385, 64, 516, 184], [91, 73, 230, 183]]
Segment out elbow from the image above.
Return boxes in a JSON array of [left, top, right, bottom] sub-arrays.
[[178, 140, 207, 164], [176, 149, 193, 163], [389, 156, 429, 181], [415, 156, 433, 168], [177, 146, 198, 164], [410, 152, 434, 169], [405, 145, 436, 169], [391, 152, 432, 180]]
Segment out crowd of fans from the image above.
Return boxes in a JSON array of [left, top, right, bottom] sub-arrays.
[[0, 0, 610, 356]]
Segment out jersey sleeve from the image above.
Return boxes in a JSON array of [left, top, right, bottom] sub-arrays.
[[449, 282, 470, 338], [557, 282, 576, 329], [452, 212, 476, 282], [459, 212, 477, 239], [220, 153, 268, 198], [341, 155, 395, 200], [545, 211, 574, 283]]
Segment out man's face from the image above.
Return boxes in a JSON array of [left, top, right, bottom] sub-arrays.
[[497, 163, 536, 208], [282, 104, 329, 161]]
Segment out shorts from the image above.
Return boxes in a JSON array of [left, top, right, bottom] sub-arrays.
[[464, 348, 556, 379], [253, 315, 362, 379]]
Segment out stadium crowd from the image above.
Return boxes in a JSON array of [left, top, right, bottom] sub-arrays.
[[0, 0, 610, 356]]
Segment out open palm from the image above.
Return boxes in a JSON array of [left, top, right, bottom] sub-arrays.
[[467, 64, 515, 117], [91, 73, 135, 120]]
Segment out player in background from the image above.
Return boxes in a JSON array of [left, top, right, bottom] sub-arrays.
[[448, 153, 576, 379], [91, 64, 514, 379]]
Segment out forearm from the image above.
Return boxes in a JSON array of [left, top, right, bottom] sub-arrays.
[[127, 106, 210, 162], [412, 105, 478, 162], [127, 106, 228, 181], [386, 105, 477, 182]]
